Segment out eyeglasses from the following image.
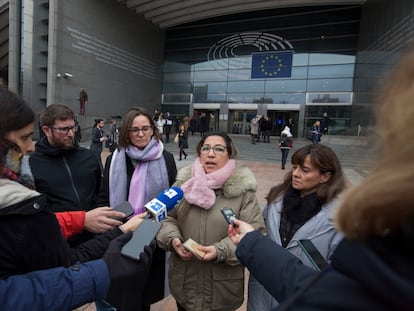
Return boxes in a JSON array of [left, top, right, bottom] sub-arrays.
[[128, 126, 152, 134], [200, 144, 227, 154], [50, 125, 79, 134]]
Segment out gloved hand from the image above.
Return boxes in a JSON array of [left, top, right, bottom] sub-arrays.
[[103, 232, 155, 282], [103, 233, 156, 309]]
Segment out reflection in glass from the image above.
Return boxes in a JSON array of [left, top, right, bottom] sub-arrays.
[[308, 64, 355, 78], [194, 69, 228, 82], [227, 81, 264, 93], [308, 93, 351, 104], [309, 53, 355, 65], [307, 78, 353, 92], [264, 93, 306, 105], [265, 79, 306, 92]]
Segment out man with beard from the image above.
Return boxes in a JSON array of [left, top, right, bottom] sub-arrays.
[[30, 104, 122, 247]]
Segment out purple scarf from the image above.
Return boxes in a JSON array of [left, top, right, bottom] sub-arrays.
[[109, 139, 169, 214]]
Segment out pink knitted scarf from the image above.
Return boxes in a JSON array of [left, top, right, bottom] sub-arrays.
[[181, 158, 236, 209]]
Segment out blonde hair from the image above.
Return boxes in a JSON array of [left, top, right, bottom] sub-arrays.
[[335, 49, 414, 239]]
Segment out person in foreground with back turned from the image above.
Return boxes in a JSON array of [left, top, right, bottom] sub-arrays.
[[227, 48, 414, 310], [157, 132, 265, 311]]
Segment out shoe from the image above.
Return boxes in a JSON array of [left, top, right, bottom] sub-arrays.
[[179, 158, 182, 161], [184, 154, 187, 159]]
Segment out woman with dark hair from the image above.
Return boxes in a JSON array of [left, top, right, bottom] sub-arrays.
[[98, 107, 177, 311], [248, 143, 347, 310], [156, 132, 265, 311]]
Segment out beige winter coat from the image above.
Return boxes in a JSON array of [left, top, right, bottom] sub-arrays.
[[157, 163, 266, 311]]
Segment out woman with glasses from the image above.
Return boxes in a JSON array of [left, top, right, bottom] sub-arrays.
[[98, 107, 177, 311], [156, 132, 265, 311]]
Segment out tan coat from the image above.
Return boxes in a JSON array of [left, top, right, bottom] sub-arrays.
[[157, 163, 266, 311]]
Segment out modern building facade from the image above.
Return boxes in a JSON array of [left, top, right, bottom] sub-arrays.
[[1, 0, 414, 137]]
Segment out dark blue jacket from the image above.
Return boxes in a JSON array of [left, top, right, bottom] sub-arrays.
[[236, 230, 414, 311], [0, 260, 109, 311]]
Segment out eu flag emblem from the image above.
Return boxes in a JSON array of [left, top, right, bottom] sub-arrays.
[[251, 51, 293, 79]]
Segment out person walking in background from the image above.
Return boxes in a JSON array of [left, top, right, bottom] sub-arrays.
[[78, 88, 88, 115], [209, 112, 215, 132], [199, 112, 207, 136], [98, 107, 177, 311], [182, 115, 190, 132], [321, 112, 330, 135], [288, 117, 295, 137], [157, 132, 266, 311], [164, 112, 173, 143], [311, 120, 322, 144], [261, 114, 272, 143], [250, 114, 260, 144], [90, 118, 107, 173], [174, 115, 181, 134], [189, 115, 196, 135], [177, 124, 188, 161], [278, 126, 293, 170], [156, 113, 165, 141], [247, 143, 346, 310]]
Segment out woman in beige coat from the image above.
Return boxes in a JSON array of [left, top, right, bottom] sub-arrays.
[[157, 132, 265, 311]]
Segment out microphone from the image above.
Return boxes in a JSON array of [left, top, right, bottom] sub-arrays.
[[144, 187, 183, 221]]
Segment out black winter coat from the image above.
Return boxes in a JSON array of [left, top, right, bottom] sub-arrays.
[[30, 137, 101, 212], [0, 192, 122, 279], [237, 230, 414, 311]]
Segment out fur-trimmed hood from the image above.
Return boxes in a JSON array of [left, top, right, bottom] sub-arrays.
[[0, 179, 39, 209], [176, 162, 257, 198]]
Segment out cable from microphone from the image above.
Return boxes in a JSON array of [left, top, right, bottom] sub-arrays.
[[144, 186, 184, 221]]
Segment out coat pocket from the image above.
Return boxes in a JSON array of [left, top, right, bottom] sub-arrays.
[[211, 264, 244, 309]]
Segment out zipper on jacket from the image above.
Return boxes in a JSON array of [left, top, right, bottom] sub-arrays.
[[63, 156, 82, 207]]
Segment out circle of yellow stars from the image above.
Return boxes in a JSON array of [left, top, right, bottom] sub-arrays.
[[260, 54, 283, 76]]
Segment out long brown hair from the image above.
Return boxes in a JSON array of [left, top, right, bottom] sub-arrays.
[[336, 49, 414, 239], [267, 144, 346, 205]]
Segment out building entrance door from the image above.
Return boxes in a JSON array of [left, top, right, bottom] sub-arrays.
[[229, 110, 257, 134], [266, 110, 299, 137]]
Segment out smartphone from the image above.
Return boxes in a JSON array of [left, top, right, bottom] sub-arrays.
[[297, 239, 329, 271], [111, 201, 134, 222], [183, 238, 206, 259], [121, 219, 162, 261], [220, 207, 237, 227]]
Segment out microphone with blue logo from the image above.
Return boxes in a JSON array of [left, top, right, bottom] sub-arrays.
[[121, 187, 184, 261], [144, 186, 183, 222]]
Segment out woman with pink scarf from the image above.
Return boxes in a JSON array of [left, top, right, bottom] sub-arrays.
[[157, 132, 266, 311]]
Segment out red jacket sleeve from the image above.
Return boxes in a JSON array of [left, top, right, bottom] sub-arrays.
[[55, 211, 86, 239]]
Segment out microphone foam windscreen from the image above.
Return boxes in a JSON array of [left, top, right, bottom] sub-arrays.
[[157, 187, 184, 211]]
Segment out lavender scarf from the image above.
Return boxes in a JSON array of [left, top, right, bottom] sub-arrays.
[[181, 158, 236, 209], [109, 138, 169, 214]]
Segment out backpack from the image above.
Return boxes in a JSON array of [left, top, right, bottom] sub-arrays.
[[279, 135, 292, 148]]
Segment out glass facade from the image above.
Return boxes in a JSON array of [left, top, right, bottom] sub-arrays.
[[162, 5, 361, 136]]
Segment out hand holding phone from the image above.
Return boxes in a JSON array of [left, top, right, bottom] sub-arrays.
[[111, 201, 134, 223], [221, 207, 238, 227]]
